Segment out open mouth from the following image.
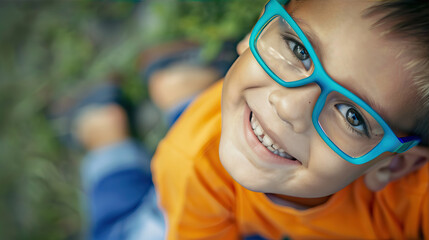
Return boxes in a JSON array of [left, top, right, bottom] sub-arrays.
[[250, 112, 297, 161]]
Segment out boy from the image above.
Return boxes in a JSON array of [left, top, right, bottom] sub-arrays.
[[152, 0, 429, 239]]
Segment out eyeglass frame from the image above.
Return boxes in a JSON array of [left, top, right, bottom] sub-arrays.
[[249, 0, 421, 165]]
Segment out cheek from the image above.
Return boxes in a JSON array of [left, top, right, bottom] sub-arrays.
[[304, 140, 369, 191]]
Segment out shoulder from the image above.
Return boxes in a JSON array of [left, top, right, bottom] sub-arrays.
[[151, 81, 237, 236], [155, 80, 223, 160], [152, 80, 232, 199]]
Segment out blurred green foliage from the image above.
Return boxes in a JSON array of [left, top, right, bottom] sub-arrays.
[[157, 0, 266, 59], [0, 0, 265, 239]]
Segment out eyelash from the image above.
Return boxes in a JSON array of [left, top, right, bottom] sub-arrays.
[[344, 118, 367, 137]]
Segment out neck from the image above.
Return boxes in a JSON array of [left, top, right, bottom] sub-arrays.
[[268, 193, 332, 208]]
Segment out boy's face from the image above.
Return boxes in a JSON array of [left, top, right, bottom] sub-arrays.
[[219, 0, 418, 198]]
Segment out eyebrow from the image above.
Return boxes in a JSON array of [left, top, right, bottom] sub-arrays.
[[290, 13, 394, 130]]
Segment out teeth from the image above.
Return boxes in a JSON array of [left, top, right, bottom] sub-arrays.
[[262, 135, 273, 147], [250, 112, 296, 160], [254, 126, 263, 136], [251, 120, 257, 129]]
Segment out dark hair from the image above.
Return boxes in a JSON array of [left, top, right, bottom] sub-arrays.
[[364, 0, 429, 146]]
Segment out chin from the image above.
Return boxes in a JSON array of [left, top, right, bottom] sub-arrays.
[[219, 138, 264, 191], [221, 155, 345, 198]]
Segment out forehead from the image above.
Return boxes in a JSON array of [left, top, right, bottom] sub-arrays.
[[287, 0, 418, 132]]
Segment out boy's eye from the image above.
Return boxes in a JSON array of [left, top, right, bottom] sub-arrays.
[[336, 103, 369, 137], [290, 42, 309, 61], [283, 36, 312, 71], [346, 108, 361, 126]]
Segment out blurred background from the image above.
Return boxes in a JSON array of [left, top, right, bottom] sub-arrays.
[[0, 0, 265, 239]]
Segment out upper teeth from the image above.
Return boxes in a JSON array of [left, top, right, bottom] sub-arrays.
[[251, 113, 295, 159]]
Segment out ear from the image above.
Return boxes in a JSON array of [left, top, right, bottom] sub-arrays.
[[236, 33, 251, 56], [364, 145, 429, 192]]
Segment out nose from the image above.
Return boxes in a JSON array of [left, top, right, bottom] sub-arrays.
[[269, 83, 321, 133]]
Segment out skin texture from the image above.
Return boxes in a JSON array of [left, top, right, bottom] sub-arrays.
[[219, 0, 422, 204]]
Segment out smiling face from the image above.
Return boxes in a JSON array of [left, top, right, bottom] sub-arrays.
[[219, 0, 418, 198]]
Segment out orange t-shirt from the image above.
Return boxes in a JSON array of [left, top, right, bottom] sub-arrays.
[[152, 81, 429, 240]]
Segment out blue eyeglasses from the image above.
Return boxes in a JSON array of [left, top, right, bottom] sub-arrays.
[[249, 0, 420, 164]]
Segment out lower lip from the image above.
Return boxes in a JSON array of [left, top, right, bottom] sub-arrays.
[[243, 106, 301, 167]]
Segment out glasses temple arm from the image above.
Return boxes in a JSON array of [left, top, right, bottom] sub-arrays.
[[393, 136, 421, 153]]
